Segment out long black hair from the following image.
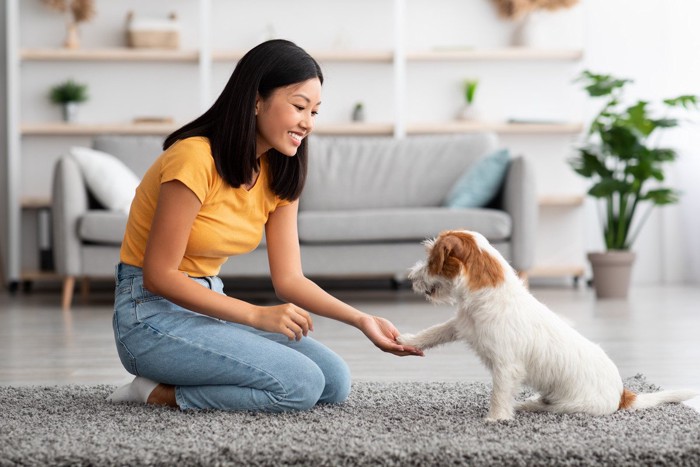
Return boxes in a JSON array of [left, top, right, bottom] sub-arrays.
[[163, 39, 323, 201]]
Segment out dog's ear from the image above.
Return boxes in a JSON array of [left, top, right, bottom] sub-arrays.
[[427, 232, 468, 279], [429, 231, 505, 289]]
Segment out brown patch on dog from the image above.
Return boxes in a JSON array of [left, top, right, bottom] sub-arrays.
[[618, 388, 637, 410], [427, 231, 505, 290]]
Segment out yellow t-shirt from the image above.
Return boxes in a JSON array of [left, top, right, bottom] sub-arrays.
[[120, 136, 291, 277]]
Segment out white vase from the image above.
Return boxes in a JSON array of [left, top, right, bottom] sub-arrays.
[[62, 102, 79, 123], [511, 13, 535, 47], [457, 103, 479, 121]]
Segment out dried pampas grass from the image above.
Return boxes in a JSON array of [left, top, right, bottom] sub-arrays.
[[491, 0, 579, 20], [42, 0, 96, 23]]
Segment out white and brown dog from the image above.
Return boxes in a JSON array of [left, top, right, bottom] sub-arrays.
[[398, 229, 697, 421]]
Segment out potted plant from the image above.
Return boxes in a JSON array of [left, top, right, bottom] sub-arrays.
[[458, 79, 479, 121], [50, 79, 89, 122], [570, 70, 698, 298], [352, 102, 365, 122]]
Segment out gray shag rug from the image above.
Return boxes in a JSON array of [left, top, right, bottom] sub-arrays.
[[1, 374, 699, 466]]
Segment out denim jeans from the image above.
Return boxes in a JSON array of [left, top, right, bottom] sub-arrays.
[[113, 263, 351, 412]]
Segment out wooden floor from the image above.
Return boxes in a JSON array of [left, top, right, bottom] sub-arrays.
[[1, 281, 699, 411]]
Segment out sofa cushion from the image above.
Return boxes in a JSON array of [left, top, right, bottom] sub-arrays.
[[79, 211, 128, 245], [298, 208, 511, 244], [301, 133, 498, 211], [445, 148, 510, 208], [70, 146, 141, 213]]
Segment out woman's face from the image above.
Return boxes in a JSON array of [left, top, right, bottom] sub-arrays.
[[255, 78, 322, 157]]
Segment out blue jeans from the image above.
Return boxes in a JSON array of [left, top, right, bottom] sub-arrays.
[[112, 263, 351, 412]]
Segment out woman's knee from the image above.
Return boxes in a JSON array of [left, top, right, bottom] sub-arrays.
[[273, 362, 326, 411], [319, 357, 352, 405]]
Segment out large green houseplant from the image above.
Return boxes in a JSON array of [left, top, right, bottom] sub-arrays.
[[570, 70, 698, 298]]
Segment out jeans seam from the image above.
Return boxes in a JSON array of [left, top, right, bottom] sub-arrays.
[[113, 307, 139, 375]]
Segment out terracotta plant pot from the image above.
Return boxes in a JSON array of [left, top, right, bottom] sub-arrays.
[[587, 251, 636, 299]]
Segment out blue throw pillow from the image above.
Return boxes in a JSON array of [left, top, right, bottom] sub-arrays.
[[444, 148, 510, 208]]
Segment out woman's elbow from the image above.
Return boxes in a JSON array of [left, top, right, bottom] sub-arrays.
[[272, 274, 304, 302], [142, 265, 166, 295]]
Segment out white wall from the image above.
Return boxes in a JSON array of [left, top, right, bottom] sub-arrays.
[[581, 0, 700, 284], [9, 0, 699, 284]]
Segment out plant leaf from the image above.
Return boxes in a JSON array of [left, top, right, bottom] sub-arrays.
[[641, 188, 680, 205], [664, 95, 699, 109]]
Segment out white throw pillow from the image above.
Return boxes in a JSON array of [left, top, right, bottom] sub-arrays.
[[69, 146, 141, 213]]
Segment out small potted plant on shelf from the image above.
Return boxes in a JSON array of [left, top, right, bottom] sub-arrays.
[[457, 79, 479, 121], [50, 79, 89, 123], [570, 70, 698, 299], [352, 102, 365, 122]]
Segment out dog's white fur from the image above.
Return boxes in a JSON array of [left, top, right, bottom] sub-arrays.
[[398, 230, 697, 421]]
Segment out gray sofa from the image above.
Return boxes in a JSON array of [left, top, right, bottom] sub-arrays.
[[52, 133, 537, 309]]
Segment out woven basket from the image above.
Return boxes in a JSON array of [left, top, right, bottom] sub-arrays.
[[127, 30, 179, 49], [126, 11, 180, 49]]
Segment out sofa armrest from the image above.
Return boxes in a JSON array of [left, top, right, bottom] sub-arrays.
[[52, 156, 88, 276], [501, 155, 538, 272]]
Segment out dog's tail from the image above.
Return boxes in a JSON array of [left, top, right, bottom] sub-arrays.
[[618, 388, 698, 410]]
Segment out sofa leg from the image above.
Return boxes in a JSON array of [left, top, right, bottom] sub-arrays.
[[80, 277, 90, 302], [61, 276, 75, 310], [517, 271, 529, 289]]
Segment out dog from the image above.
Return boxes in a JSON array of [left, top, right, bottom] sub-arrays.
[[397, 229, 697, 421]]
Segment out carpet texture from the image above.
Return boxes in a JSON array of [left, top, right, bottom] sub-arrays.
[[1, 374, 699, 466]]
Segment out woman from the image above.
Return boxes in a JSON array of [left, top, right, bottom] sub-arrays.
[[108, 39, 422, 412]]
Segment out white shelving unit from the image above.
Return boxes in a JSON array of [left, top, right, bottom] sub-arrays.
[[2, 0, 585, 285]]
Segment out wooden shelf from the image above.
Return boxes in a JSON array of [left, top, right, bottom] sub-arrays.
[[315, 123, 395, 135], [407, 121, 583, 135], [20, 197, 51, 209], [21, 121, 583, 137], [20, 270, 62, 282], [529, 265, 585, 279], [213, 49, 394, 63], [20, 122, 398, 137], [21, 48, 199, 62], [21, 122, 180, 136], [21, 47, 582, 64], [538, 195, 585, 207], [407, 48, 583, 61]]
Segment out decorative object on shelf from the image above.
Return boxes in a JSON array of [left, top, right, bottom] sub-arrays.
[[351, 102, 365, 122], [132, 116, 175, 125], [41, 0, 96, 49], [457, 79, 479, 121], [126, 12, 180, 49], [489, 0, 579, 46], [570, 70, 698, 299], [49, 79, 89, 123]]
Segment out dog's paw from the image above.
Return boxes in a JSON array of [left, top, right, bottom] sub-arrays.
[[396, 333, 418, 347], [484, 414, 513, 423], [485, 408, 514, 422]]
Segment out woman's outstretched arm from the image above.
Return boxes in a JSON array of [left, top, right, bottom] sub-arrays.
[[265, 200, 423, 356]]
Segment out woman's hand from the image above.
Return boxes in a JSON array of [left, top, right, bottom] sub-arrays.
[[358, 314, 424, 357], [249, 303, 314, 341]]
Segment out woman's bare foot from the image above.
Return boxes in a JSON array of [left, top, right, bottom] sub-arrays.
[[146, 383, 178, 408]]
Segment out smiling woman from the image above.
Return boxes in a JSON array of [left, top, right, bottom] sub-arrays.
[[107, 39, 423, 413], [255, 79, 322, 158]]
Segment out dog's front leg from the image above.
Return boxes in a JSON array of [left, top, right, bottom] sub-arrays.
[[485, 366, 522, 422], [397, 318, 459, 351]]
